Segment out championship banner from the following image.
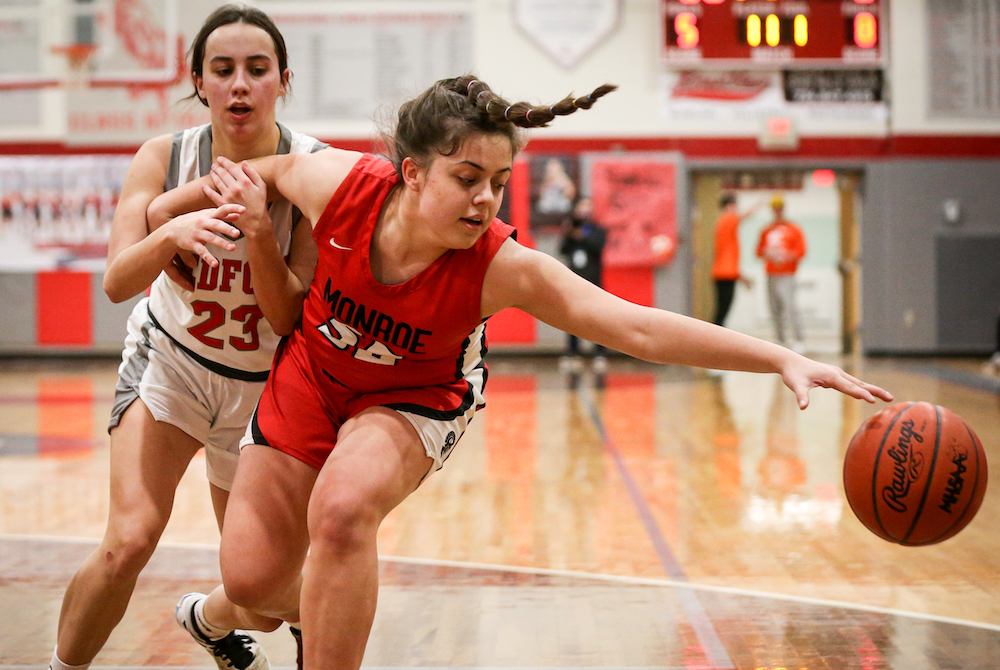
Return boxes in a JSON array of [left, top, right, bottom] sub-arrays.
[[589, 160, 677, 268]]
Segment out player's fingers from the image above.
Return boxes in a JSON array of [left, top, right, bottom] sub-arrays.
[[195, 228, 236, 252], [830, 373, 877, 403], [208, 170, 234, 197], [218, 156, 247, 181], [796, 387, 810, 410], [841, 372, 894, 402], [210, 218, 243, 240], [243, 160, 266, 189], [212, 203, 246, 218], [193, 242, 220, 267], [202, 182, 225, 206], [209, 233, 237, 252], [211, 163, 240, 190]]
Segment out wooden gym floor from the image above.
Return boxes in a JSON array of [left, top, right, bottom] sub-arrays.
[[2, 353, 999, 669]]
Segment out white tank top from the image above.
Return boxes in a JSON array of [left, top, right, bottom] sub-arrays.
[[146, 123, 326, 378]]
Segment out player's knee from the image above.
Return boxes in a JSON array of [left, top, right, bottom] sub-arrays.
[[100, 524, 161, 579], [223, 572, 272, 612], [307, 491, 379, 554], [220, 544, 298, 614]]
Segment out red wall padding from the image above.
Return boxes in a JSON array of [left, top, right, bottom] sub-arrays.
[[36, 271, 92, 346]]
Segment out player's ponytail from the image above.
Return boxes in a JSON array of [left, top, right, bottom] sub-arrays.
[[384, 74, 615, 176], [462, 77, 616, 129]]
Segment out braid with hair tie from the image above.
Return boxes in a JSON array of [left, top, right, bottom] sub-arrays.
[[524, 109, 532, 123], [467, 79, 478, 94], [503, 106, 512, 121]]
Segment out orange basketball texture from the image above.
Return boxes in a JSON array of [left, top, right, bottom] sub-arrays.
[[843, 402, 988, 546]]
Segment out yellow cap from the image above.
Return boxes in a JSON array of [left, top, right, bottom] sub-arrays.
[[771, 194, 785, 208]]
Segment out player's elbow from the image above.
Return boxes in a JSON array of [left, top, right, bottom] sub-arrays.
[[269, 307, 303, 338], [103, 275, 130, 304], [271, 320, 295, 338]]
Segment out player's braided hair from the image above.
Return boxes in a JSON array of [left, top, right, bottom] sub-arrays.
[[385, 75, 616, 176]]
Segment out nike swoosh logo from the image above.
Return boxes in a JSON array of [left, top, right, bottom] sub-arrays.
[[330, 238, 352, 251]]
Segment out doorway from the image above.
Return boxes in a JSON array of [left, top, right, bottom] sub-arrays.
[[691, 169, 862, 354]]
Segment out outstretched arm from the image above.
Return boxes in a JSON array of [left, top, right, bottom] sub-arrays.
[[482, 238, 892, 409]]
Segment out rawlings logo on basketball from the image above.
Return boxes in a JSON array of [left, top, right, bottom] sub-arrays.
[[939, 448, 969, 514], [881, 419, 925, 513]]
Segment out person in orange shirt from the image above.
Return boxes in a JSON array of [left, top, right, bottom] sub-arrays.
[[756, 194, 807, 350], [711, 193, 762, 327]]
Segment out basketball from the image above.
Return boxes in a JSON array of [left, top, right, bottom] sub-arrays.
[[843, 402, 988, 546]]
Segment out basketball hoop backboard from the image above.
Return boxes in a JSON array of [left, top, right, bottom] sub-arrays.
[[0, 0, 180, 92]]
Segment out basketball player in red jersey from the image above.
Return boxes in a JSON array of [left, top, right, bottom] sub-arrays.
[[148, 75, 893, 669]]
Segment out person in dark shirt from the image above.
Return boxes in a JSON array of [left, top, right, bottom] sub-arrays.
[[559, 196, 608, 370]]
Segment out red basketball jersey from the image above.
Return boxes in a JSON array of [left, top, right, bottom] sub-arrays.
[[293, 153, 515, 397]]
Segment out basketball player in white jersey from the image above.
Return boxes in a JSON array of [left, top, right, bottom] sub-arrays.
[[48, 6, 322, 670]]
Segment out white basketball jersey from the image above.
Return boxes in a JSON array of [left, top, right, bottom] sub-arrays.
[[147, 123, 326, 377]]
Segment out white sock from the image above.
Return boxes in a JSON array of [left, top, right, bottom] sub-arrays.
[[193, 596, 232, 640], [49, 649, 91, 670]]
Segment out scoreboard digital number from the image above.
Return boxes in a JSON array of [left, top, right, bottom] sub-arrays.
[[663, 0, 883, 68]]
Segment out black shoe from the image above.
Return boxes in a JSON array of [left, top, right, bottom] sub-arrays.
[[290, 624, 303, 670], [175, 592, 270, 670]]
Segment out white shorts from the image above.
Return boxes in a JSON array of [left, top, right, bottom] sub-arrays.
[[110, 298, 268, 491]]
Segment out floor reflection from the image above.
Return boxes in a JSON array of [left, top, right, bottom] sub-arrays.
[[2, 354, 1000, 668]]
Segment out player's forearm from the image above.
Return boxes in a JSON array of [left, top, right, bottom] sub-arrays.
[[103, 226, 178, 302], [147, 177, 216, 232], [616, 308, 793, 374], [244, 227, 305, 336]]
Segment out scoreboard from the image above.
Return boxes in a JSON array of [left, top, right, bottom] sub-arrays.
[[662, 0, 883, 68]]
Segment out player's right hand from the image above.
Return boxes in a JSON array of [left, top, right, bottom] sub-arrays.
[[163, 203, 245, 269], [204, 157, 270, 240]]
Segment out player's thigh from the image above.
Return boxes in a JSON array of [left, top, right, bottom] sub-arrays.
[[106, 398, 203, 534], [220, 443, 316, 585], [309, 407, 433, 531]]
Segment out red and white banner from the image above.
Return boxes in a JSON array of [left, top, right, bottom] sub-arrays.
[[589, 160, 677, 268]]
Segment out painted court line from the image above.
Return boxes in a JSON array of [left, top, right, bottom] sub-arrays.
[[578, 387, 736, 670]]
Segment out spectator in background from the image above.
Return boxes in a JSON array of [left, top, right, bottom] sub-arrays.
[[712, 193, 764, 327], [757, 194, 807, 352], [559, 196, 608, 372]]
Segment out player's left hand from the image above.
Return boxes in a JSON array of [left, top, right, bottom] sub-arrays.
[[779, 354, 893, 410], [205, 156, 271, 240]]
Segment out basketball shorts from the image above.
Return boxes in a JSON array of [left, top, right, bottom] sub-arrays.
[[110, 298, 267, 491], [241, 340, 484, 482]]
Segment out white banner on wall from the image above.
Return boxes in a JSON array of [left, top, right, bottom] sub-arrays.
[[513, 0, 620, 68], [660, 70, 888, 134], [927, 0, 1000, 119], [274, 12, 473, 122]]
